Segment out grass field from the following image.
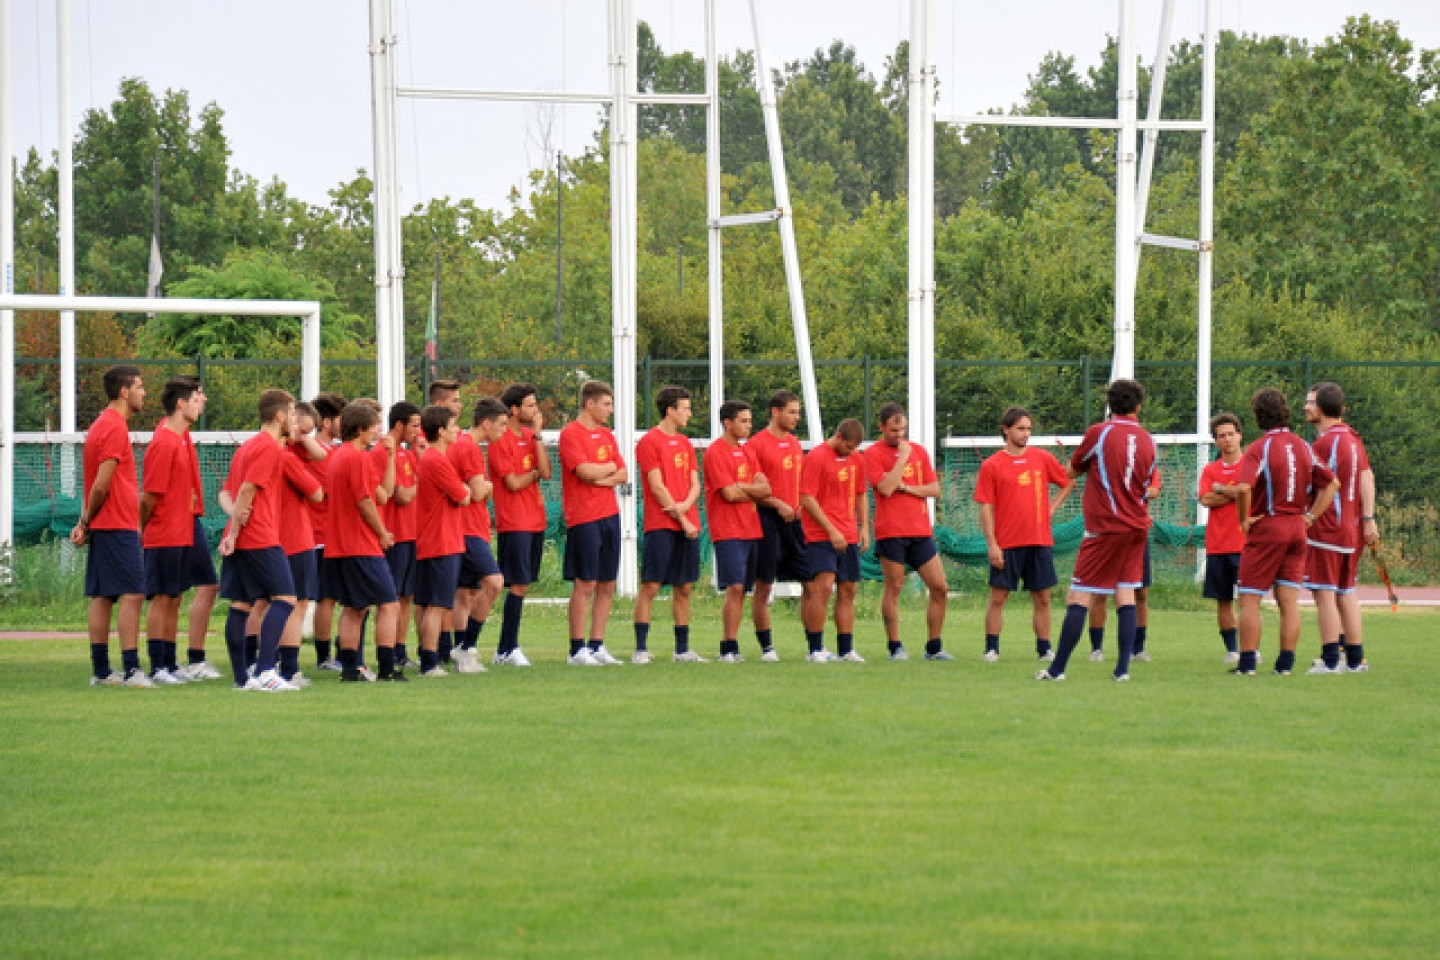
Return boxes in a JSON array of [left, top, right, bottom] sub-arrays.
[[1, 600, 1438, 959]]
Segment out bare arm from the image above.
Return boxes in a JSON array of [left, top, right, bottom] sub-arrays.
[[393, 482, 417, 505], [575, 462, 619, 483], [218, 482, 260, 555], [357, 498, 395, 551], [800, 493, 844, 551], [71, 458, 119, 545], [979, 502, 1002, 569], [1360, 468, 1378, 545], [1236, 484, 1254, 533], [874, 442, 911, 497], [372, 439, 397, 506], [857, 488, 870, 552], [1307, 479, 1341, 527], [139, 490, 159, 532], [1050, 480, 1074, 514]]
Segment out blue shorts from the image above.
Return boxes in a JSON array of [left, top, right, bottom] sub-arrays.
[[497, 531, 545, 587], [1203, 552, 1241, 601], [805, 541, 861, 584], [321, 555, 397, 610], [144, 545, 191, 599], [714, 539, 759, 591], [1142, 541, 1153, 589], [85, 529, 145, 599], [414, 554, 462, 609], [288, 548, 320, 602], [315, 546, 339, 602], [187, 517, 218, 586], [875, 536, 938, 573], [757, 508, 809, 583], [386, 540, 417, 597], [220, 546, 296, 604], [640, 529, 700, 586], [458, 536, 501, 588], [564, 514, 621, 583], [988, 545, 1059, 593]]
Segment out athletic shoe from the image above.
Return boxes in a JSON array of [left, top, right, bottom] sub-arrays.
[[1223, 651, 1240, 665], [494, 648, 533, 667], [569, 649, 603, 666], [123, 668, 155, 688], [1036, 650, 1055, 663], [982, 650, 1000, 663], [317, 658, 343, 672], [840, 651, 866, 663], [805, 650, 832, 663], [1230, 667, 1257, 677], [1088, 649, 1104, 662], [287, 672, 313, 689], [672, 650, 708, 663], [631, 650, 654, 665], [591, 646, 624, 665], [925, 651, 956, 661], [379, 670, 410, 683], [185, 661, 224, 681], [90, 672, 124, 687], [1132, 651, 1153, 663], [1035, 670, 1064, 681], [1340, 662, 1369, 674], [151, 668, 186, 686], [760, 648, 780, 662], [718, 652, 743, 663], [395, 653, 416, 669], [1272, 667, 1292, 677], [357, 666, 378, 682], [420, 666, 449, 678], [1306, 659, 1342, 675], [453, 649, 486, 674], [1112, 673, 1130, 682], [255, 669, 300, 692], [889, 648, 910, 661]]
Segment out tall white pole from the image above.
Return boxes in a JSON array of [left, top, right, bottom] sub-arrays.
[[609, 0, 639, 597], [1196, 0, 1217, 501], [1, 0, 15, 553], [368, 0, 397, 408], [1111, 0, 1138, 383], [748, 0, 823, 444], [705, 0, 723, 437], [386, 19, 406, 404], [907, 0, 936, 454], [1132, 0, 1175, 250], [58, 0, 75, 436]]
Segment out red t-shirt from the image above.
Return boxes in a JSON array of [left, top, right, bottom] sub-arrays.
[[489, 426, 547, 534], [635, 427, 699, 533], [1198, 457, 1246, 555], [230, 430, 285, 551], [559, 421, 624, 527], [416, 446, 471, 560], [325, 442, 383, 559], [141, 424, 195, 548], [83, 407, 139, 531], [974, 447, 1071, 549], [1239, 428, 1336, 531], [864, 442, 937, 541], [183, 429, 205, 517], [375, 444, 418, 544], [746, 428, 804, 510], [800, 443, 865, 544], [1311, 424, 1370, 550], [302, 443, 331, 547], [447, 432, 493, 541], [703, 438, 762, 542], [279, 448, 323, 555], [1071, 416, 1156, 535]]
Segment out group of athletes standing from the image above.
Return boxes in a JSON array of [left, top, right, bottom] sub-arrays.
[[71, 365, 1375, 689]]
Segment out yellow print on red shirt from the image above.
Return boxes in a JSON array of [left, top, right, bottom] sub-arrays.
[[673, 452, 688, 469], [596, 445, 610, 461]]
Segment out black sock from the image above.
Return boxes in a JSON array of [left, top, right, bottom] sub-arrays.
[[339, 647, 359, 676], [164, 640, 180, 672], [570, 639, 584, 656], [257, 600, 293, 675], [926, 638, 943, 656], [1221, 627, 1238, 653], [356, 611, 370, 666], [587, 639, 603, 653], [721, 639, 739, 656], [837, 633, 854, 655], [377, 646, 396, 678], [499, 593, 524, 655], [1238, 650, 1257, 672], [1048, 605, 1089, 675], [984, 633, 1000, 654], [279, 646, 301, 680], [122, 648, 141, 674], [806, 631, 823, 653], [147, 638, 165, 674], [1338, 633, 1348, 653], [438, 630, 453, 663], [244, 635, 259, 671], [634, 622, 651, 652], [1133, 625, 1148, 654], [887, 640, 902, 655], [1115, 605, 1137, 677], [1345, 644, 1365, 669], [90, 643, 112, 679], [1089, 626, 1105, 651], [224, 609, 248, 685], [756, 628, 773, 652], [187, 646, 206, 665], [674, 625, 690, 654], [315, 638, 332, 665], [1274, 649, 1296, 673], [1321, 642, 1341, 669], [460, 619, 482, 651], [420, 648, 439, 672], [395, 641, 409, 664], [1035, 638, 1051, 657]]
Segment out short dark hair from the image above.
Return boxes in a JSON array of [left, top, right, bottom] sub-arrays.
[[428, 379, 461, 402], [102, 365, 142, 401], [1251, 387, 1291, 431], [340, 400, 380, 440], [388, 400, 422, 431], [1311, 381, 1345, 418], [501, 382, 537, 411], [258, 389, 294, 425], [655, 385, 691, 419], [769, 389, 799, 412], [877, 402, 905, 427], [835, 418, 864, 444], [719, 400, 751, 424], [1106, 378, 1145, 416], [311, 392, 347, 422], [1209, 412, 1242, 438], [1000, 405, 1031, 431], [580, 380, 613, 407], [472, 396, 508, 427], [160, 376, 200, 415], [421, 404, 456, 443], [295, 401, 319, 424]]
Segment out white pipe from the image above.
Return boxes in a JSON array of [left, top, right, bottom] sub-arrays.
[[748, 0, 822, 443], [368, 0, 394, 408], [1195, 0, 1218, 569], [712, 210, 780, 228], [705, 0, 723, 438], [941, 114, 1123, 130], [0, 294, 322, 316], [907, 0, 936, 455], [302, 307, 322, 401], [1111, 0, 1138, 383], [386, 10, 405, 405], [1, 0, 15, 553], [609, 0, 639, 597], [397, 86, 614, 105], [1133, 0, 1175, 260], [58, 0, 75, 436]]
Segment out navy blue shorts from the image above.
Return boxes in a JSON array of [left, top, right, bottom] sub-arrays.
[[805, 541, 861, 584], [414, 554, 462, 609], [187, 517, 218, 587], [876, 536, 938, 572], [757, 508, 809, 583], [322, 555, 397, 610], [640, 529, 700, 585], [714, 539, 759, 591], [315, 546, 339, 601], [288, 548, 320, 602], [386, 540, 417, 597], [144, 545, 191, 599], [458, 536, 501, 588], [564, 514, 621, 583], [1142, 541, 1153, 589], [85, 529, 145, 599], [988, 545, 1059, 593], [497, 531, 545, 587], [220, 546, 296, 604], [1203, 552, 1241, 601]]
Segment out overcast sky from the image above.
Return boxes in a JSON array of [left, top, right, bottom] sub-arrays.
[[7, 0, 1440, 212]]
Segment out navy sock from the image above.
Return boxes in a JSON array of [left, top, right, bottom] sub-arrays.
[[420, 648, 439, 672], [147, 639, 165, 674], [244, 635, 259, 670], [90, 643, 112, 679], [1321, 642, 1341, 669], [926, 638, 943, 656], [721, 639, 739, 656], [837, 633, 854, 655], [357, 611, 370, 666], [634, 622, 651, 652], [256, 600, 294, 675], [395, 641, 409, 664], [1338, 633, 1347, 652], [756, 628, 773, 652], [1115, 605, 1137, 677], [570, 639, 584, 656], [674, 625, 690, 654], [806, 631, 824, 653], [1133, 624, 1148, 654], [438, 630, 453, 662], [1089, 626, 1105, 651], [1274, 649, 1296, 673], [1035, 638, 1051, 657], [224, 609, 248, 685], [587, 639, 603, 653], [122, 648, 141, 674], [1221, 627, 1238, 653], [188, 646, 206, 665], [1345, 643, 1365, 669], [279, 646, 301, 680], [164, 640, 180, 672], [499, 593, 524, 654], [1238, 650, 1257, 673], [1048, 604, 1089, 675], [339, 647, 358, 675], [315, 638, 332, 665], [984, 633, 1000, 653], [460, 619, 482, 651], [377, 646, 397, 678]]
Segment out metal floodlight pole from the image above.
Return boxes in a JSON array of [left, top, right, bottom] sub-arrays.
[[748, 0, 823, 444], [58, 0, 76, 436], [705, 0, 724, 437], [1195, 0, 1218, 568], [907, 0, 937, 456], [1111, 0, 1138, 383], [369, 0, 403, 409], [609, 0, 640, 597], [386, 20, 406, 405], [1, 0, 15, 555]]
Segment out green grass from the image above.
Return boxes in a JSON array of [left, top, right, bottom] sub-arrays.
[[2, 604, 1438, 958]]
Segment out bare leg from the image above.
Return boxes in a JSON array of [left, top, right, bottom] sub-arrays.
[[879, 559, 905, 643]]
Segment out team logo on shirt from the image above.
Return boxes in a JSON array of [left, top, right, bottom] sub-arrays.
[[738, 463, 750, 480], [783, 455, 795, 471], [838, 467, 850, 483], [903, 464, 915, 480], [673, 453, 688, 469], [522, 454, 533, 470], [1018, 471, 1032, 486], [597, 445, 610, 461]]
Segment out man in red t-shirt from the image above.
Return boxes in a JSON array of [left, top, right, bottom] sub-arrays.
[[1197, 412, 1246, 664], [559, 380, 629, 666], [1233, 387, 1338, 676], [379, 401, 421, 669], [447, 397, 508, 673], [747, 390, 810, 655], [974, 406, 1072, 663], [1303, 381, 1378, 674], [73, 365, 148, 686], [305, 391, 346, 671], [1038, 379, 1155, 683], [799, 418, 869, 662], [865, 402, 952, 662], [413, 404, 472, 677], [271, 404, 324, 686], [632, 386, 702, 664], [704, 401, 772, 662], [165, 375, 223, 681], [489, 382, 553, 667]]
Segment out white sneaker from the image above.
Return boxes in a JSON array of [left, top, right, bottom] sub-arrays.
[[1088, 649, 1105, 662], [123, 668, 155, 688], [806, 650, 832, 663], [357, 666, 378, 682], [718, 652, 742, 663], [1306, 659, 1342, 675], [287, 672, 313, 689], [982, 650, 1000, 663], [1035, 669, 1065, 681], [889, 648, 910, 661], [840, 651, 866, 663], [494, 648, 532, 667], [1339, 661, 1369, 673], [631, 650, 654, 665], [317, 658, 343, 672], [672, 650, 708, 663], [1113, 673, 1131, 682], [420, 665, 449, 678], [1224, 651, 1241, 665], [90, 672, 124, 687], [151, 668, 186, 686], [760, 648, 780, 662], [454, 649, 487, 674], [591, 646, 623, 665], [1132, 651, 1153, 662], [1037, 650, 1055, 663], [185, 661, 224, 680], [569, 649, 602, 666], [254, 669, 300, 692]]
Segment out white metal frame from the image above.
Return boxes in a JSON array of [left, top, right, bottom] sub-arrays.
[[373, 0, 822, 596]]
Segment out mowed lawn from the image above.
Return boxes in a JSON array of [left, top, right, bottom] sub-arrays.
[[1, 603, 1437, 959]]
